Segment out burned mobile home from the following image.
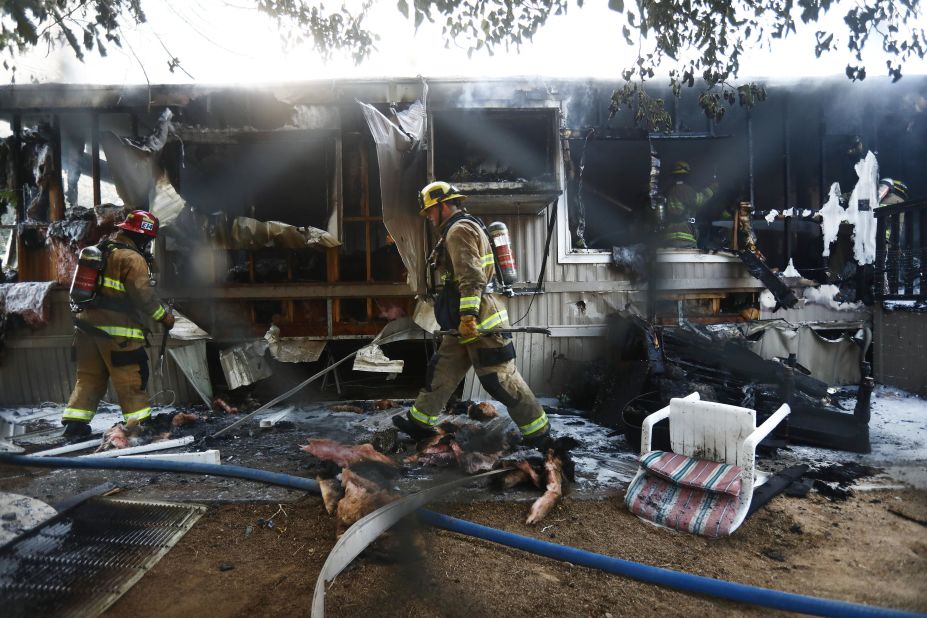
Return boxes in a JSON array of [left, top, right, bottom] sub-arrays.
[[0, 76, 925, 429]]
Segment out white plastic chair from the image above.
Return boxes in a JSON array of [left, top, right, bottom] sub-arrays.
[[627, 392, 790, 537]]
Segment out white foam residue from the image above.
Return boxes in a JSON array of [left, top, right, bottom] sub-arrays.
[[765, 209, 780, 223], [781, 258, 801, 278], [817, 182, 845, 257], [765, 386, 927, 488], [846, 151, 880, 264], [759, 289, 777, 309], [802, 284, 862, 311]]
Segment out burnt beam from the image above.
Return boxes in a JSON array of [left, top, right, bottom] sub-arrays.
[[162, 282, 413, 300]]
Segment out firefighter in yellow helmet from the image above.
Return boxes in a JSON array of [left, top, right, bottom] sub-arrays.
[[392, 181, 551, 447], [878, 178, 909, 206], [61, 210, 175, 439], [663, 160, 718, 247]]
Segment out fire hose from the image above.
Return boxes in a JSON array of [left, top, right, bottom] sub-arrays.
[[435, 327, 552, 337], [0, 454, 918, 618]]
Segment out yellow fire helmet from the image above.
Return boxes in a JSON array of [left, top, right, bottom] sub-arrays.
[[672, 160, 691, 175], [419, 180, 466, 215]]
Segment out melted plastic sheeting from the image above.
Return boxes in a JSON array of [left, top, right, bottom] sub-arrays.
[[359, 96, 428, 295], [0, 282, 55, 327], [100, 109, 185, 228], [743, 322, 862, 385], [229, 216, 339, 250]]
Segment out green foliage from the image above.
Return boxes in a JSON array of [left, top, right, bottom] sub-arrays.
[[609, 82, 672, 131], [256, 0, 378, 64], [1, 0, 146, 83]]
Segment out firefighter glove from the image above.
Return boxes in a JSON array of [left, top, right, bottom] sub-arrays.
[[458, 314, 479, 339], [161, 312, 175, 331]]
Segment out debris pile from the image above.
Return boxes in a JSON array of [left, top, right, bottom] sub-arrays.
[[303, 439, 399, 535], [299, 405, 577, 535], [592, 312, 873, 453], [95, 410, 206, 452]]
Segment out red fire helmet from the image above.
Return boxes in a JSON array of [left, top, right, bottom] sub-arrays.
[[117, 210, 160, 238]]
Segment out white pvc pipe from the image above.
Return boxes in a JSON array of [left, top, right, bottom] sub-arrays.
[[29, 438, 101, 457], [117, 449, 221, 465], [79, 436, 194, 458]]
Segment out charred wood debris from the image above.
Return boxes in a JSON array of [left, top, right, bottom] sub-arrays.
[[302, 409, 577, 539], [578, 311, 873, 455]]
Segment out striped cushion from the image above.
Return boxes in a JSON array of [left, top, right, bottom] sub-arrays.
[[625, 473, 740, 538], [639, 451, 743, 497]]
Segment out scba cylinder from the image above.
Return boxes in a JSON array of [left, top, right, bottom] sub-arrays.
[[488, 221, 517, 286], [69, 245, 105, 308]]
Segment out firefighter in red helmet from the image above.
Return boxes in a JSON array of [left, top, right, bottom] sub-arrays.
[[392, 182, 551, 449], [61, 210, 174, 439]]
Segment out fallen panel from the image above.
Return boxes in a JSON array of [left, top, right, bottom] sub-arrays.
[[219, 341, 273, 389], [168, 340, 213, 406], [0, 497, 204, 617]]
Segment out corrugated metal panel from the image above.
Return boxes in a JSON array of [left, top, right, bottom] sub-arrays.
[[0, 341, 200, 406], [463, 332, 608, 400], [1, 291, 205, 406]]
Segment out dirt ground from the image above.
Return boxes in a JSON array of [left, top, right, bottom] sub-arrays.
[[106, 487, 927, 617]]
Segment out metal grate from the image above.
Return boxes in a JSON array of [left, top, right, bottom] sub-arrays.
[[0, 497, 205, 618]]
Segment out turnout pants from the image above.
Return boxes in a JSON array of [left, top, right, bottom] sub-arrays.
[[63, 331, 152, 424], [410, 333, 548, 437]]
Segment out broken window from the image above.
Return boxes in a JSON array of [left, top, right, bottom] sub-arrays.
[[563, 138, 651, 251], [430, 108, 560, 215], [176, 135, 333, 228]]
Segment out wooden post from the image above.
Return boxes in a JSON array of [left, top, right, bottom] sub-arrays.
[[327, 246, 340, 331], [91, 113, 101, 206], [48, 115, 65, 221]]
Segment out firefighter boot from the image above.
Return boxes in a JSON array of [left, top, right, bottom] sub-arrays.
[[522, 426, 554, 453], [392, 412, 438, 441], [62, 420, 92, 441]]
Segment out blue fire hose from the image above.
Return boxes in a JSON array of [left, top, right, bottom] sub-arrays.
[[1, 454, 920, 618]]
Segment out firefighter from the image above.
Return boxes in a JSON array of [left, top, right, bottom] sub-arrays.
[[393, 181, 551, 447], [61, 210, 175, 439], [878, 178, 909, 206], [877, 178, 911, 259], [663, 160, 718, 248]]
